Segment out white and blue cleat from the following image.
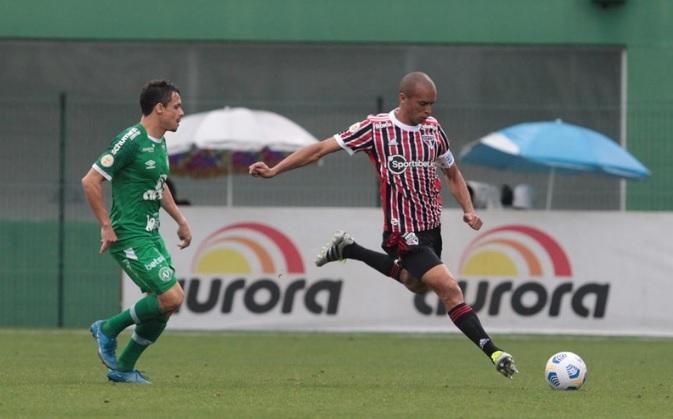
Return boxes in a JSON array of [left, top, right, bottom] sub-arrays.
[[90, 320, 118, 370], [107, 369, 152, 384]]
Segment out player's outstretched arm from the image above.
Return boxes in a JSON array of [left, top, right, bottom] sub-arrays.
[[442, 164, 483, 231], [81, 168, 118, 253], [249, 137, 341, 178]]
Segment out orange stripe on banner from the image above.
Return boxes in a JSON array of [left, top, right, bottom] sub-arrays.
[[208, 236, 275, 273], [480, 238, 543, 277]]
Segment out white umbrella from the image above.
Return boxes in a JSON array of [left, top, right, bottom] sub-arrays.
[[165, 106, 319, 206]]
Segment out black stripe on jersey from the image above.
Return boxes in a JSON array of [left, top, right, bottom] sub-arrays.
[[406, 130, 430, 230], [422, 127, 439, 228], [392, 125, 406, 230]]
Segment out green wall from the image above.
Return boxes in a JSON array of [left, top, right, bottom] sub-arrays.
[[1, 0, 671, 210], [0, 221, 119, 327]]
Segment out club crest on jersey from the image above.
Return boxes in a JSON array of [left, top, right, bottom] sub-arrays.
[[158, 266, 173, 282], [421, 135, 435, 146], [403, 232, 419, 246]]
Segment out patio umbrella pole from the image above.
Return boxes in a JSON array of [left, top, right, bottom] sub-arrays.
[[546, 167, 555, 210]]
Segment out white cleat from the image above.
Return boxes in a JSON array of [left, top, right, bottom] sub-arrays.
[[315, 231, 354, 267]]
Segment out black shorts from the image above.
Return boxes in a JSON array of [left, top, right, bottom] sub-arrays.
[[381, 227, 443, 280]]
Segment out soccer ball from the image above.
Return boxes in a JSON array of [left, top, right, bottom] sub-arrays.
[[544, 351, 587, 390]]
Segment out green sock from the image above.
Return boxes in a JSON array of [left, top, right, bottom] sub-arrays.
[[101, 309, 134, 337], [102, 294, 163, 338], [117, 317, 168, 372]]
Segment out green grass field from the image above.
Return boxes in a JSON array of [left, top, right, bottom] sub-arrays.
[[1, 330, 671, 418]]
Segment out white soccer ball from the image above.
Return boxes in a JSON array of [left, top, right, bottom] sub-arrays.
[[544, 351, 588, 390]]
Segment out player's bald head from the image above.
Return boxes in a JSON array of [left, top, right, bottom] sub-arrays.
[[399, 72, 436, 97]]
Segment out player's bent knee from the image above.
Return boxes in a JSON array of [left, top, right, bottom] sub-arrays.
[[158, 283, 184, 314], [422, 265, 464, 303]]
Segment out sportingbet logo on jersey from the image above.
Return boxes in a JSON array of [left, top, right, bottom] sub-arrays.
[[176, 222, 342, 316], [387, 155, 433, 175], [415, 224, 610, 319]]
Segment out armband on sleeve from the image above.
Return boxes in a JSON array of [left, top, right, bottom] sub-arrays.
[[435, 149, 455, 169]]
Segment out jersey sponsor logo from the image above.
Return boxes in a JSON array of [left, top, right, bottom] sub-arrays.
[[144, 254, 166, 271], [373, 121, 392, 129], [145, 160, 156, 170], [388, 137, 398, 145], [142, 175, 167, 201], [100, 154, 114, 167], [111, 127, 140, 156], [141, 145, 156, 152], [387, 154, 433, 175], [143, 190, 163, 201], [145, 214, 160, 232]]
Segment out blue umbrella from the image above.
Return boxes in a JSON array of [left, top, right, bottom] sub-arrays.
[[459, 120, 650, 209]]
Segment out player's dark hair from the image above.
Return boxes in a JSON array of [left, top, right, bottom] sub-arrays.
[[140, 80, 181, 116]]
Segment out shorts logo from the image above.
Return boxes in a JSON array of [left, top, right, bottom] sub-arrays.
[[403, 232, 419, 246], [145, 254, 166, 271], [158, 266, 173, 282], [100, 154, 114, 168]]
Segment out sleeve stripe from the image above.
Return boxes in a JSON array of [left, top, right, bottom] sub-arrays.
[[92, 163, 112, 181], [334, 134, 356, 156]]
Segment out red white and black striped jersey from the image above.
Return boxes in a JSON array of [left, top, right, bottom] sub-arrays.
[[334, 109, 455, 234]]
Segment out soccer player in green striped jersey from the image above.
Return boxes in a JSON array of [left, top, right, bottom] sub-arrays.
[[81, 80, 192, 384]]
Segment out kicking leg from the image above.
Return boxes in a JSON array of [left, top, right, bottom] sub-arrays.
[[315, 231, 428, 293], [422, 263, 518, 379]]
